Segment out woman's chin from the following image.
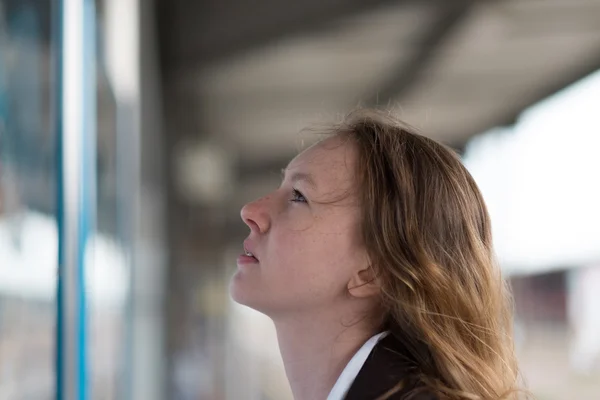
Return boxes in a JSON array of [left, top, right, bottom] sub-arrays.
[[229, 273, 260, 308]]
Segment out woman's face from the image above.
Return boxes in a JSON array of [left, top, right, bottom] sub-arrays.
[[230, 136, 371, 316]]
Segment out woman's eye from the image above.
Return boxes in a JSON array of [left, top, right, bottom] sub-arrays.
[[290, 189, 307, 203]]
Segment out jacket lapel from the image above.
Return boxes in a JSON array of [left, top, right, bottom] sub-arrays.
[[344, 334, 436, 400]]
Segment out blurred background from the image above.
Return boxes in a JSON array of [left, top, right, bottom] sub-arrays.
[[1, 0, 600, 399]]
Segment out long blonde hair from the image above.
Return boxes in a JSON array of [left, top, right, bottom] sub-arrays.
[[328, 110, 524, 399]]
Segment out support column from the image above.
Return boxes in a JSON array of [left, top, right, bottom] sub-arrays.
[[567, 264, 600, 374], [104, 0, 167, 398]]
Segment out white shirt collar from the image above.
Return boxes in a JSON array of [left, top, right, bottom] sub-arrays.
[[327, 331, 390, 400]]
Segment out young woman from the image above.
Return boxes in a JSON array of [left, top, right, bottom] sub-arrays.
[[230, 109, 523, 400]]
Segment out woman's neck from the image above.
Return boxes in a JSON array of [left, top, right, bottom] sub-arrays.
[[273, 310, 377, 400]]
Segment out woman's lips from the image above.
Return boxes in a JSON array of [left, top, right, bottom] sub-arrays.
[[237, 254, 259, 265]]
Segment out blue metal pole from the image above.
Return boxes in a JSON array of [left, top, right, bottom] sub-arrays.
[[54, 1, 66, 398], [55, 0, 96, 399]]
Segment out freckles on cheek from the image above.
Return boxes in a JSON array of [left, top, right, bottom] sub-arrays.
[[272, 229, 305, 267], [286, 210, 315, 232]]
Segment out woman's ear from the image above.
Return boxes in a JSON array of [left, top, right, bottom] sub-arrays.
[[347, 265, 380, 298]]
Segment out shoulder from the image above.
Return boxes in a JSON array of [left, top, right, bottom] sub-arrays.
[[345, 334, 439, 400]]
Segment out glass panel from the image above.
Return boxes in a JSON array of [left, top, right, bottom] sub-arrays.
[[87, 2, 131, 398], [0, 0, 56, 398]]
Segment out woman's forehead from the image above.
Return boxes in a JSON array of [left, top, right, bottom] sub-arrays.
[[286, 136, 357, 196], [293, 134, 352, 163]]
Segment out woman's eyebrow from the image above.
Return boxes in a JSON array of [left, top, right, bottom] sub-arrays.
[[281, 168, 317, 189]]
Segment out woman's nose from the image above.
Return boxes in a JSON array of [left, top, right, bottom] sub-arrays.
[[240, 196, 271, 234]]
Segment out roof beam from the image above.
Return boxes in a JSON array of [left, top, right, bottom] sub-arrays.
[[366, 0, 474, 106], [159, 0, 413, 71], [465, 49, 600, 139]]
